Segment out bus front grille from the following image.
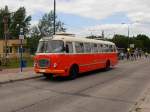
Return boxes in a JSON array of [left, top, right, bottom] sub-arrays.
[[38, 59, 50, 68]]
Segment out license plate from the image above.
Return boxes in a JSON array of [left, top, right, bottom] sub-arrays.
[[39, 69, 46, 73]]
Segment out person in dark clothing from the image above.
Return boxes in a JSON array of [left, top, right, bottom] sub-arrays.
[[126, 52, 130, 60]]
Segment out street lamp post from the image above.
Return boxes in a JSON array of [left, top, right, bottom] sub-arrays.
[[122, 23, 130, 48], [127, 25, 130, 39], [53, 0, 56, 35], [19, 28, 24, 72]]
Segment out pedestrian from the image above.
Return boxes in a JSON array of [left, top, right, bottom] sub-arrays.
[[120, 52, 124, 60], [133, 50, 137, 60], [145, 52, 149, 58], [130, 51, 134, 61], [127, 52, 130, 60]]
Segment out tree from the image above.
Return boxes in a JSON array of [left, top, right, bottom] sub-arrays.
[[0, 6, 31, 39], [27, 37, 41, 55], [111, 34, 128, 48], [27, 11, 66, 55], [9, 7, 31, 38], [110, 34, 150, 52], [38, 11, 66, 37], [135, 34, 150, 51], [26, 26, 41, 54], [30, 26, 41, 37], [86, 35, 97, 39], [0, 6, 10, 39]]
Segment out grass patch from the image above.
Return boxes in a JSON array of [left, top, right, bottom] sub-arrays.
[[1, 57, 34, 69]]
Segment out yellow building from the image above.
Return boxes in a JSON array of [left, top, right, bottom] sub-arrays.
[[0, 39, 29, 58]]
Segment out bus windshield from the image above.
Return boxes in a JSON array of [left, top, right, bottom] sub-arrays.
[[36, 40, 64, 53]]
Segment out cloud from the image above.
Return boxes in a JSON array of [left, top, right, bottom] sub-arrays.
[[30, 20, 39, 26], [75, 23, 150, 38], [1, 0, 150, 36], [1, 0, 150, 21]]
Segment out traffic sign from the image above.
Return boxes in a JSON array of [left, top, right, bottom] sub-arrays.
[[19, 35, 24, 40], [130, 44, 134, 48]]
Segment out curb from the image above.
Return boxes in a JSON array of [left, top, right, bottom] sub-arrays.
[[129, 84, 150, 112], [0, 75, 43, 85]]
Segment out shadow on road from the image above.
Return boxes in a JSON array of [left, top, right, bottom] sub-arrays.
[[42, 68, 114, 82]]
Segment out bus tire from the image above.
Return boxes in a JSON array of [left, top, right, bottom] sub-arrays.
[[69, 65, 79, 80], [105, 60, 110, 71], [43, 73, 53, 79]]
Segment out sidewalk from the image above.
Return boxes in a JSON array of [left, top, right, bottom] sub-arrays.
[[0, 67, 42, 84], [134, 87, 150, 112], [130, 84, 150, 112]]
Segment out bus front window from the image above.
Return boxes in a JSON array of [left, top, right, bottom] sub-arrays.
[[37, 40, 64, 53]]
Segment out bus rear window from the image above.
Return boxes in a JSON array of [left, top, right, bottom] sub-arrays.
[[36, 40, 64, 53]]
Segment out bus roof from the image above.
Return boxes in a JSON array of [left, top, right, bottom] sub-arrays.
[[40, 34, 115, 45]]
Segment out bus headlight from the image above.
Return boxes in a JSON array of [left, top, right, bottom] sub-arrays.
[[34, 61, 37, 67], [53, 63, 57, 68]]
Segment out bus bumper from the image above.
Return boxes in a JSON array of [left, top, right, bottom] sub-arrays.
[[34, 68, 67, 77]]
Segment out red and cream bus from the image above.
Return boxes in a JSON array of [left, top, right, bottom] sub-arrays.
[[34, 33, 118, 79]]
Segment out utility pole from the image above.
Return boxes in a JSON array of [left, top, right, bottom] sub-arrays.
[[53, 0, 56, 35]]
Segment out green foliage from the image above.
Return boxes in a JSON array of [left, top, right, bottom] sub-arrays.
[[86, 35, 103, 39], [3, 57, 33, 68], [112, 34, 128, 48], [0, 6, 10, 39], [0, 10, 4, 39], [27, 36, 41, 55], [38, 11, 66, 37], [27, 11, 66, 55], [135, 34, 150, 51], [111, 34, 150, 52], [9, 7, 31, 38], [87, 34, 150, 52], [0, 6, 31, 39]]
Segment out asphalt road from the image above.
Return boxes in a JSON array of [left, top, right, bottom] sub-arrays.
[[0, 59, 150, 112]]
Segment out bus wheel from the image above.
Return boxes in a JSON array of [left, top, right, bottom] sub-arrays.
[[69, 65, 79, 80], [43, 73, 53, 79], [105, 60, 110, 71]]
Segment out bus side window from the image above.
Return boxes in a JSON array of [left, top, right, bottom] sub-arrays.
[[110, 45, 113, 52], [101, 44, 104, 52], [106, 45, 109, 52], [91, 43, 98, 53], [94, 44, 98, 53], [111, 45, 115, 52], [75, 42, 84, 53], [114, 46, 117, 52], [109, 45, 112, 52], [103, 44, 106, 52], [98, 44, 102, 53], [66, 42, 73, 53], [84, 43, 91, 53]]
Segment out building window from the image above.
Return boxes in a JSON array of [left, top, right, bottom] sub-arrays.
[[8, 47, 12, 53], [3, 47, 12, 53]]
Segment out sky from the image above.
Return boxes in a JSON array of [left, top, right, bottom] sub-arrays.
[[0, 0, 150, 37]]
